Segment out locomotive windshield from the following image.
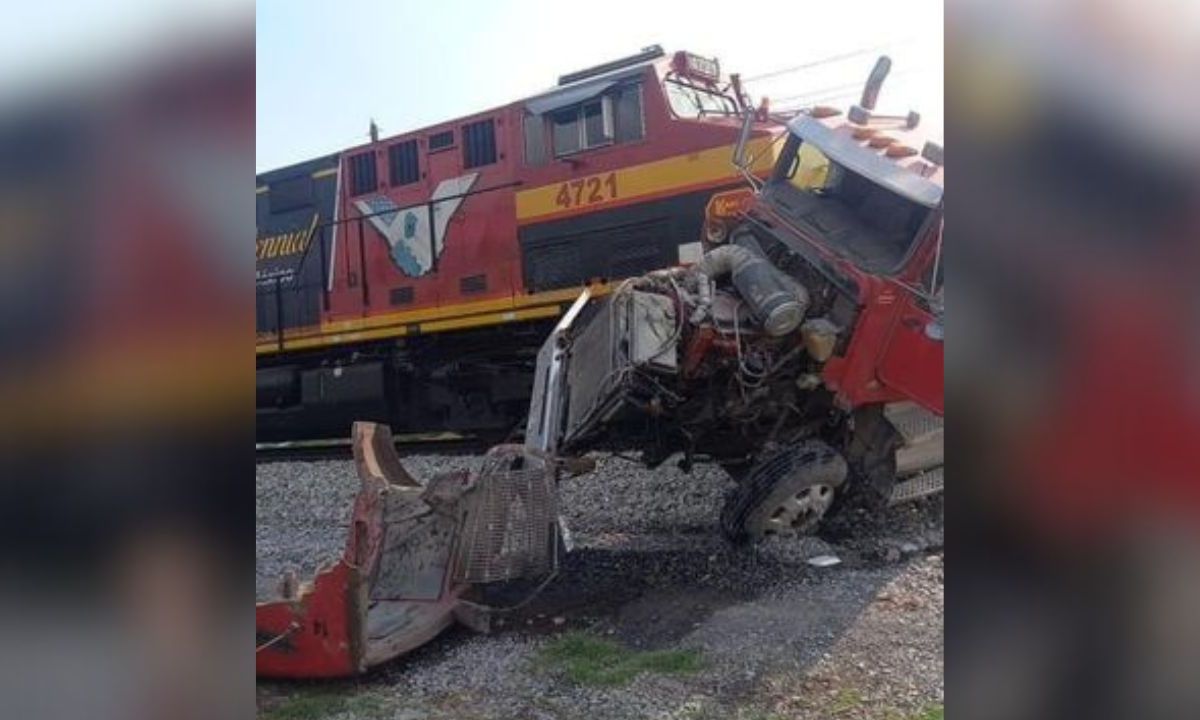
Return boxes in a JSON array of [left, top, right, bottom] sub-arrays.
[[762, 121, 940, 274], [664, 78, 737, 118]]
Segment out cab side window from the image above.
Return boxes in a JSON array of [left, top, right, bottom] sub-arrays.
[[524, 81, 644, 165], [611, 83, 644, 143]]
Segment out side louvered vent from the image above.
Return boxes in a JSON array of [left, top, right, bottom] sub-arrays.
[[388, 140, 419, 186], [460, 274, 487, 295], [389, 286, 414, 305], [348, 152, 376, 196], [463, 118, 497, 169]]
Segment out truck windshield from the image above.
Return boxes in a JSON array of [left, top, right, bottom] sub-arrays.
[[764, 137, 934, 273], [664, 79, 737, 118]]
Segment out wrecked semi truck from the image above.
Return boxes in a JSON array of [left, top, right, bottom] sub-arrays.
[[527, 60, 944, 541]]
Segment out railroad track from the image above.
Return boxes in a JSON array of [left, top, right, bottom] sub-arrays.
[[255, 432, 499, 463]]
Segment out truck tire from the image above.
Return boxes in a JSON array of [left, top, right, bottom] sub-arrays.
[[720, 441, 848, 543]]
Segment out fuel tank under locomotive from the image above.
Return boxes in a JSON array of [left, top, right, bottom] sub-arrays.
[[256, 323, 553, 442]]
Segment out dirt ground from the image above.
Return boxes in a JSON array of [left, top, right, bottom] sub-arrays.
[[257, 457, 943, 720]]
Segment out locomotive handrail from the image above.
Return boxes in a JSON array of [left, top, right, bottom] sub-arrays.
[[316, 180, 524, 231]]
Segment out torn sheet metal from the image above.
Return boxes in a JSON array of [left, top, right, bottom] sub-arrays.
[[255, 422, 467, 678]]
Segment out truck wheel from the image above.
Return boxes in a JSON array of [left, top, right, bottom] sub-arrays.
[[720, 441, 848, 542]]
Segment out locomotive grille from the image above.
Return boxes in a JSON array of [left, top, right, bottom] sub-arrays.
[[526, 242, 581, 290], [453, 446, 558, 584], [608, 240, 661, 278]]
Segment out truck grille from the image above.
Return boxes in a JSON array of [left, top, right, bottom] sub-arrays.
[[453, 446, 559, 584]]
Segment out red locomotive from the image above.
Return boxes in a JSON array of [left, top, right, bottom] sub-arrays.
[[255, 46, 787, 441]]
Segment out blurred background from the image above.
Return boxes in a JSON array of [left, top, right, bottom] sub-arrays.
[[0, 0, 1197, 717], [949, 0, 1200, 718], [0, 2, 253, 719]]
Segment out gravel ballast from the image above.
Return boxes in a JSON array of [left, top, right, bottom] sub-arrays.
[[257, 452, 943, 719]]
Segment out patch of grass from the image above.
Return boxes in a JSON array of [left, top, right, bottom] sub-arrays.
[[911, 705, 944, 720], [829, 688, 865, 715], [261, 688, 383, 720], [737, 711, 788, 720], [343, 693, 387, 715], [537, 631, 705, 687], [260, 690, 346, 720]]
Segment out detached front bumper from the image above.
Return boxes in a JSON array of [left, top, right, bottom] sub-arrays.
[[255, 423, 467, 678]]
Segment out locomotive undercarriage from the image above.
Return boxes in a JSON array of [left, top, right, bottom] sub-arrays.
[[256, 320, 556, 443]]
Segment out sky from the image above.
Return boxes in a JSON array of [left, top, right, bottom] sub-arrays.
[[256, 0, 943, 173]]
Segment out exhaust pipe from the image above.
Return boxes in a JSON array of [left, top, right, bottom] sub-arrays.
[[860, 55, 892, 111]]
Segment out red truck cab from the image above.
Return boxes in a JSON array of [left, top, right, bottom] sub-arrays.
[[738, 107, 944, 415]]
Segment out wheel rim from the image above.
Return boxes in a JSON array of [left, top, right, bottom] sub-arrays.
[[759, 483, 835, 537]]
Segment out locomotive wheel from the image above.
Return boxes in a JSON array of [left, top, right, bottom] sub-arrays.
[[720, 441, 848, 543]]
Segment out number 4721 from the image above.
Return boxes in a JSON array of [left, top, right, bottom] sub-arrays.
[[554, 172, 618, 208]]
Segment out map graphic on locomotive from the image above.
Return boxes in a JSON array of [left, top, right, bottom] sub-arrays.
[[354, 173, 479, 277], [255, 46, 786, 442]]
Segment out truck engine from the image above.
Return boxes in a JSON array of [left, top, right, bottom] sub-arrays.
[[555, 231, 844, 465]]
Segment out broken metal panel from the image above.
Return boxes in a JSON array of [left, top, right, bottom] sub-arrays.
[[883, 401, 943, 445], [454, 446, 558, 584], [628, 291, 678, 370], [526, 288, 593, 454], [895, 435, 944, 476], [353, 421, 422, 488], [258, 422, 564, 678], [362, 597, 461, 667], [888, 466, 944, 505], [885, 400, 944, 476], [371, 512, 457, 601], [255, 559, 365, 678], [558, 286, 684, 449], [256, 422, 466, 678], [565, 295, 618, 445]]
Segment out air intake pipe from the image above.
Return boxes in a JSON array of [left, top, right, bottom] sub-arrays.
[[699, 234, 808, 336]]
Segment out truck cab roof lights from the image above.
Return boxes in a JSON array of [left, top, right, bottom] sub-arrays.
[[810, 105, 842, 119], [788, 115, 943, 207], [921, 141, 944, 166]]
